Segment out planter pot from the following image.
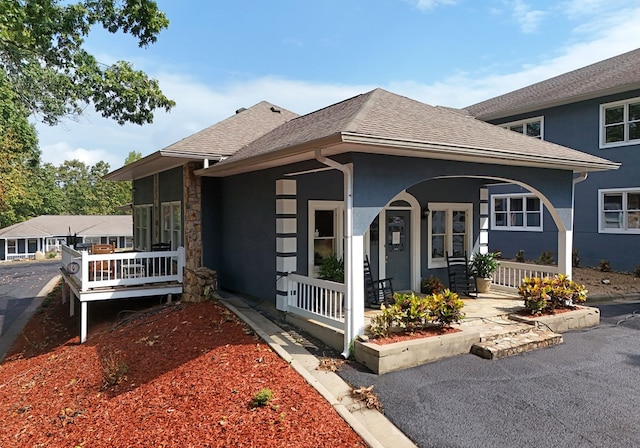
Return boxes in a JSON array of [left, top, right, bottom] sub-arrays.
[[476, 277, 492, 293]]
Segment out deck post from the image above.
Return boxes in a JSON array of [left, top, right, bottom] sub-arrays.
[[81, 302, 88, 343], [69, 289, 75, 317]]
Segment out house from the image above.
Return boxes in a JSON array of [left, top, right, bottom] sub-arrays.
[[466, 48, 640, 271], [106, 87, 617, 356], [0, 215, 132, 261]]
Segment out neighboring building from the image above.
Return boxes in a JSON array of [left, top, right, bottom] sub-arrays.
[[466, 48, 640, 271], [108, 87, 617, 355], [0, 215, 132, 261]]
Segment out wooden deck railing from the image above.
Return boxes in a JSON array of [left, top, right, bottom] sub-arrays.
[[286, 274, 345, 327], [492, 260, 559, 290], [61, 245, 184, 291]]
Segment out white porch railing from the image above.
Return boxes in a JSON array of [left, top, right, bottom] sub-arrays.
[[287, 273, 345, 328], [4, 253, 36, 261], [492, 261, 559, 290], [61, 245, 185, 291]]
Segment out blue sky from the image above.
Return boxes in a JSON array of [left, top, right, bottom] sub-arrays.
[[36, 0, 640, 168]]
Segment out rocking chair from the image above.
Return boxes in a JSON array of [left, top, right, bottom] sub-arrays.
[[364, 256, 394, 307], [446, 251, 478, 298]]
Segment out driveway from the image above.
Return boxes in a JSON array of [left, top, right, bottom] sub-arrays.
[[338, 301, 640, 448], [0, 260, 61, 361]]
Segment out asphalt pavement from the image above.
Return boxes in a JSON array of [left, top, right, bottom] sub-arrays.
[[0, 260, 61, 362], [337, 300, 640, 448]]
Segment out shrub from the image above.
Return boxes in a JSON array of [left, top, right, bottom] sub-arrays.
[[515, 250, 525, 263], [252, 388, 274, 407], [100, 350, 129, 389], [635, 266, 640, 278], [317, 254, 344, 283], [367, 290, 465, 337], [518, 275, 588, 315], [537, 251, 554, 265], [599, 260, 611, 272], [572, 249, 580, 268], [421, 276, 444, 294], [471, 251, 500, 278]]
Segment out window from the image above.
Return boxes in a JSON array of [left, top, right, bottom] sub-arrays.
[[491, 194, 542, 231], [428, 203, 472, 268], [599, 188, 640, 233], [600, 97, 640, 147], [501, 117, 543, 139], [84, 236, 101, 245], [134, 205, 152, 250], [161, 201, 182, 249], [7, 239, 17, 254], [308, 201, 343, 277]]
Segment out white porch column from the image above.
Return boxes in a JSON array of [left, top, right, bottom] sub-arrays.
[[478, 187, 489, 254], [558, 229, 573, 279], [275, 179, 297, 311], [81, 302, 88, 343]]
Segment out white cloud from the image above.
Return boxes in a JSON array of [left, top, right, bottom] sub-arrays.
[[406, 0, 457, 12], [39, 142, 121, 168], [510, 0, 546, 33]]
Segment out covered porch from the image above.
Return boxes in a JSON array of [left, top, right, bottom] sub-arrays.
[[59, 245, 185, 342]]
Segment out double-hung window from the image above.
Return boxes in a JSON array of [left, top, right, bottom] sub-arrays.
[[501, 117, 543, 139], [428, 203, 472, 268], [134, 204, 152, 250], [600, 97, 640, 147], [161, 201, 182, 249], [7, 239, 17, 254], [599, 188, 640, 233], [308, 201, 343, 277], [491, 194, 542, 231]]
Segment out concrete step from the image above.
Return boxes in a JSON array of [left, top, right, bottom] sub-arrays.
[[470, 328, 563, 360]]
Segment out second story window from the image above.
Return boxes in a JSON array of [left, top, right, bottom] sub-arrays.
[[501, 117, 543, 139], [601, 97, 640, 147]]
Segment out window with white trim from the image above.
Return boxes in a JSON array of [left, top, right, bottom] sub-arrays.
[[600, 97, 640, 147], [134, 204, 152, 250], [161, 201, 182, 250], [428, 203, 473, 268], [308, 201, 343, 277], [491, 194, 542, 231], [7, 239, 17, 254], [501, 117, 543, 139], [599, 188, 640, 233]]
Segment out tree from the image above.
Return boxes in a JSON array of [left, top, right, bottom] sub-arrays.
[[0, 0, 175, 126]]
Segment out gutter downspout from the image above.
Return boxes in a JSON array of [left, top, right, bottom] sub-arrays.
[[562, 172, 588, 280], [314, 149, 356, 358]]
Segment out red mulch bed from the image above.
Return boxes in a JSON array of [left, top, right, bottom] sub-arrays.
[[371, 326, 460, 345], [0, 285, 366, 447]]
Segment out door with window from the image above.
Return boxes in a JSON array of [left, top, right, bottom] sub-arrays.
[[385, 210, 411, 290]]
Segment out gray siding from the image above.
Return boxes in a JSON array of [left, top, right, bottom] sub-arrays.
[[133, 176, 154, 205]]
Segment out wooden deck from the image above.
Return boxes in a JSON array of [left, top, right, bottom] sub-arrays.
[[60, 245, 185, 342]]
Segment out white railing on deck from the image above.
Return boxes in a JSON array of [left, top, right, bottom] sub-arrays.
[[492, 261, 560, 289], [5, 253, 36, 261], [61, 245, 184, 292], [287, 273, 345, 327]]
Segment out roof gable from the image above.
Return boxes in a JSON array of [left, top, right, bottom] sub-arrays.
[[466, 48, 640, 120]]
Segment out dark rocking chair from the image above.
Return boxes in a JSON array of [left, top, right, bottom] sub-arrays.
[[446, 251, 478, 298], [364, 256, 394, 307]]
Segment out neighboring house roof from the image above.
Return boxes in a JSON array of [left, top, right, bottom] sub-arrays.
[[466, 48, 640, 120], [198, 88, 619, 177], [105, 101, 298, 181], [0, 215, 132, 239]]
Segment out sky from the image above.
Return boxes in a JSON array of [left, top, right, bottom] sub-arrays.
[[35, 0, 640, 169]]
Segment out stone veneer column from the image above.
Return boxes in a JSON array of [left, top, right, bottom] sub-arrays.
[[183, 162, 203, 270], [275, 179, 297, 311], [479, 187, 489, 254]]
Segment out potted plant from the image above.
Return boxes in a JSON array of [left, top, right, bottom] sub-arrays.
[[471, 251, 500, 293]]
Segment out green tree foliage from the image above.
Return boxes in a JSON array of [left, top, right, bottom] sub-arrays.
[[0, 0, 175, 126]]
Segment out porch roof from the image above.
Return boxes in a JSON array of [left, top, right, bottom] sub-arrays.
[[197, 88, 619, 178], [105, 101, 298, 181]]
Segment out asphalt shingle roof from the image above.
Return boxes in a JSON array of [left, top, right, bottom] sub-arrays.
[[466, 48, 640, 120], [0, 215, 132, 238], [211, 88, 618, 172]]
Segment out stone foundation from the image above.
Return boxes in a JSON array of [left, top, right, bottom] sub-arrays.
[[183, 267, 218, 302]]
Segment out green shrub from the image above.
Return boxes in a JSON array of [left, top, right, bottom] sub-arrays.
[[635, 266, 640, 278], [317, 254, 344, 283], [421, 276, 444, 294], [599, 260, 611, 272], [518, 275, 587, 315], [252, 388, 274, 407], [367, 290, 465, 337], [471, 251, 500, 278], [537, 251, 554, 265], [515, 250, 525, 263]]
